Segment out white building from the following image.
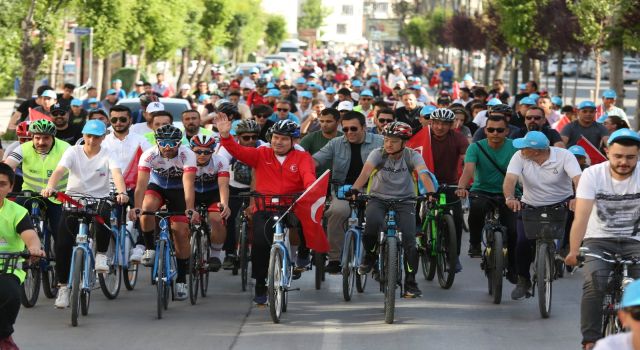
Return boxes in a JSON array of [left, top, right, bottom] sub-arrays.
[[315, 0, 366, 46], [261, 0, 300, 38]]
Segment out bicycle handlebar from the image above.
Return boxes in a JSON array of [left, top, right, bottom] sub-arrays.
[[577, 247, 640, 266]]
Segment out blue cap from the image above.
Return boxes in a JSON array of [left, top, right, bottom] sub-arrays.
[[249, 67, 260, 74], [309, 72, 319, 78], [345, 59, 351, 65], [198, 94, 210, 103], [81, 120, 107, 136], [608, 128, 640, 146], [41, 90, 57, 99], [621, 279, 640, 308], [463, 73, 473, 81], [568, 145, 587, 157], [352, 80, 363, 87], [551, 96, 563, 106], [306, 81, 316, 87], [70, 98, 82, 107], [265, 89, 281, 97], [602, 89, 617, 99], [519, 83, 527, 90], [87, 97, 99, 104], [520, 97, 536, 106], [106, 89, 117, 95], [295, 77, 306, 84], [444, 64, 451, 68], [266, 82, 276, 89], [370, 72, 379, 76], [368, 78, 379, 84], [529, 93, 540, 102], [487, 98, 502, 106], [326, 87, 336, 94], [299, 91, 313, 99], [410, 84, 422, 90], [420, 105, 437, 117], [513, 131, 550, 150], [112, 79, 122, 83], [360, 89, 373, 97], [578, 100, 596, 110]]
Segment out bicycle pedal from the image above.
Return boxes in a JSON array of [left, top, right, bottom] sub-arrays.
[[285, 287, 300, 292]]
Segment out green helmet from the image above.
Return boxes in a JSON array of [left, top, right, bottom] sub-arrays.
[[29, 119, 57, 136]]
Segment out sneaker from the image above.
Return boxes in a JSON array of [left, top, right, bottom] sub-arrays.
[[208, 257, 222, 272], [254, 284, 267, 305], [222, 254, 236, 270], [0, 336, 19, 350], [296, 255, 311, 269], [95, 253, 109, 273], [358, 254, 376, 275], [325, 260, 341, 274], [506, 268, 518, 285], [511, 276, 532, 300], [55, 285, 70, 308], [130, 245, 145, 263], [468, 244, 482, 258], [142, 250, 155, 267], [174, 283, 188, 301], [455, 257, 462, 273], [404, 281, 422, 298]]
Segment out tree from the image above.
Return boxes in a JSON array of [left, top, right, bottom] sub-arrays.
[[226, 0, 266, 63], [404, 17, 430, 53], [0, 0, 23, 96], [393, 0, 413, 46], [444, 13, 485, 80], [265, 15, 287, 52], [298, 0, 331, 30], [477, 1, 510, 82]]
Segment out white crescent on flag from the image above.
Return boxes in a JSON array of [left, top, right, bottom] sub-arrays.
[[310, 196, 326, 224]]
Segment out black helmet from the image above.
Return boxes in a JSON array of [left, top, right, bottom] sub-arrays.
[[382, 121, 413, 140], [490, 104, 513, 115], [235, 120, 261, 135], [268, 120, 299, 139], [256, 78, 268, 88], [155, 124, 182, 141], [216, 101, 240, 118]]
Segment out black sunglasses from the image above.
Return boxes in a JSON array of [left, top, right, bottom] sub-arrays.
[[525, 116, 543, 121], [342, 126, 360, 133], [486, 127, 506, 134], [52, 112, 66, 117], [277, 108, 289, 112], [627, 307, 640, 321], [240, 135, 259, 141], [193, 150, 213, 155], [378, 118, 394, 124], [110, 116, 128, 124], [254, 114, 268, 119]]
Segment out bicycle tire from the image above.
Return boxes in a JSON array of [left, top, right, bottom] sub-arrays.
[[81, 288, 90, 316], [71, 249, 84, 327], [537, 242, 552, 318], [491, 230, 504, 304], [384, 236, 398, 324], [356, 237, 367, 293], [188, 233, 200, 305], [268, 246, 284, 323], [342, 232, 356, 301], [239, 220, 249, 292], [42, 231, 58, 299], [165, 250, 174, 310], [20, 263, 41, 308], [422, 222, 437, 281], [602, 304, 619, 337], [436, 214, 457, 289], [123, 264, 138, 291], [314, 252, 324, 290], [157, 241, 165, 319], [200, 231, 210, 297], [99, 241, 122, 300]]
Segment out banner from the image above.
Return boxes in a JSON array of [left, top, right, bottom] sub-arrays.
[[406, 126, 434, 172], [123, 146, 144, 190], [576, 135, 607, 165], [28, 108, 52, 122], [291, 170, 330, 253]]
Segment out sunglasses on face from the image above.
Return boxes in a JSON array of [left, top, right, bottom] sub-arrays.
[[342, 126, 360, 133], [193, 150, 213, 155], [277, 108, 289, 112], [254, 114, 268, 119], [525, 116, 543, 121], [378, 118, 394, 124], [52, 112, 66, 117], [157, 139, 180, 148], [110, 116, 128, 124], [486, 127, 506, 134], [240, 135, 259, 141]]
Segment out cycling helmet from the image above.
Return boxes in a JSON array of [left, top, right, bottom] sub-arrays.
[[256, 78, 268, 88], [235, 120, 261, 135], [216, 101, 240, 118], [154, 124, 183, 141], [190, 134, 216, 149], [430, 108, 456, 122], [382, 121, 413, 140], [490, 103, 513, 115], [269, 119, 299, 138], [16, 121, 32, 139], [29, 119, 57, 136]]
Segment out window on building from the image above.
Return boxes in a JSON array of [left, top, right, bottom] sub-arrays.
[[337, 24, 347, 34], [374, 2, 388, 12], [342, 5, 353, 15]]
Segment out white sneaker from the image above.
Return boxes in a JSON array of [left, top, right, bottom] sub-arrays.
[[95, 253, 109, 273], [142, 250, 156, 267], [175, 283, 188, 301], [130, 245, 145, 263], [55, 285, 70, 308]]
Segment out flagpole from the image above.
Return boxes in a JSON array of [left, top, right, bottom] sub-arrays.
[[272, 169, 330, 228]]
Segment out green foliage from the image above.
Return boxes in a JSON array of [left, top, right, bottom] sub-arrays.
[[76, 0, 132, 58], [567, 0, 611, 50], [298, 0, 332, 30], [199, 0, 233, 58], [495, 0, 548, 53], [0, 0, 23, 96], [265, 15, 287, 51], [404, 17, 430, 50]]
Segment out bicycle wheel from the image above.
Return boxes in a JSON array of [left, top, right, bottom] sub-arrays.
[[71, 249, 84, 327], [436, 214, 457, 289], [99, 241, 122, 299], [188, 233, 200, 305], [239, 220, 249, 292], [200, 231, 210, 297], [422, 222, 437, 281], [602, 301, 620, 336], [80, 287, 90, 316], [356, 237, 367, 293], [20, 263, 41, 308], [123, 263, 138, 291], [156, 241, 165, 319], [314, 252, 325, 290], [491, 230, 504, 305], [42, 231, 58, 299], [536, 242, 553, 318], [342, 232, 356, 301], [384, 236, 398, 324], [268, 246, 284, 323]]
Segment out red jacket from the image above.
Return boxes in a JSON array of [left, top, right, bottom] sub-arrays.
[[247, 91, 267, 109], [220, 136, 316, 196]]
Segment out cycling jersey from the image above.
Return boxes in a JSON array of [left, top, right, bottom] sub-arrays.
[[138, 145, 197, 189], [195, 154, 230, 193], [7, 138, 70, 193]]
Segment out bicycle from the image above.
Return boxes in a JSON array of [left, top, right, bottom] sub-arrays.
[[9, 191, 58, 307], [521, 202, 568, 319], [138, 210, 186, 319], [469, 193, 509, 304], [337, 185, 367, 301], [578, 247, 640, 337], [232, 193, 251, 292], [417, 185, 458, 289], [188, 203, 213, 305]]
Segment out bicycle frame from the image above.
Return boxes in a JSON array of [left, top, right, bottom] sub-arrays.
[[378, 205, 403, 288], [272, 216, 293, 289], [342, 200, 365, 272], [152, 217, 177, 286], [68, 214, 96, 293], [109, 206, 134, 270]]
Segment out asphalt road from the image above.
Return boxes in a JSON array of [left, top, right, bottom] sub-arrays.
[[13, 237, 584, 350]]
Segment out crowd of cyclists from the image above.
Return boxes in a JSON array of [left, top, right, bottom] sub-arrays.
[[0, 51, 639, 350]]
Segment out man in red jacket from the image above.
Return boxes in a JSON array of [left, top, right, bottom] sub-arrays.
[[246, 78, 268, 108], [215, 114, 316, 304]]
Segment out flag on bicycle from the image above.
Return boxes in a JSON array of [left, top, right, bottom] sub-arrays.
[[28, 108, 52, 122], [406, 126, 434, 172], [292, 169, 330, 253], [123, 145, 144, 189], [576, 135, 607, 165]]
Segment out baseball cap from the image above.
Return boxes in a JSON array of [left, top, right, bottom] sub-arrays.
[[82, 120, 107, 136], [198, 94, 211, 103], [135, 80, 144, 86], [487, 98, 502, 107], [295, 77, 306, 84], [608, 128, 640, 146], [249, 67, 260, 74], [337, 101, 354, 111], [112, 79, 122, 83], [368, 78, 379, 84], [578, 100, 596, 110], [326, 87, 336, 94], [520, 97, 536, 106], [299, 91, 313, 99], [360, 90, 373, 98], [519, 83, 527, 91], [568, 145, 587, 157], [180, 83, 191, 90], [463, 73, 473, 81], [70, 98, 82, 107], [41, 90, 57, 99], [309, 72, 319, 79], [410, 84, 422, 90], [106, 89, 117, 95], [621, 279, 640, 308], [551, 96, 563, 106], [602, 89, 617, 99], [528, 93, 540, 102], [87, 97, 99, 104], [352, 80, 363, 88], [513, 131, 550, 150], [240, 80, 256, 90], [146, 101, 165, 113], [266, 82, 276, 89], [420, 105, 437, 117], [265, 89, 281, 98], [51, 103, 67, 114]]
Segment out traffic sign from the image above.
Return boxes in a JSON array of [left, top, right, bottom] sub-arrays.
[[73, 27, 91, 35]]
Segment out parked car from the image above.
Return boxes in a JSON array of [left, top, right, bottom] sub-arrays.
[[232, 62, 268, 77], [623, 63, 640, 84], [116, 97, 190, 122], [548, 58, 578, 76]]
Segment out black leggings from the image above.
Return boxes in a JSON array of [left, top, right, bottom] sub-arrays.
[[0, 274, 21, 338], [224, 186, 246, 255]]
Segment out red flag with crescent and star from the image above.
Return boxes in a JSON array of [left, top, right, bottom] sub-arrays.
[[292, 169, 330, 253], [406, 126, 435, 172]]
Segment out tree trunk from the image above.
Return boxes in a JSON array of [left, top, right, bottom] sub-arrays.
[[555, 51, 564, 96], [189, 56, 205, 86], [101, 57, 111, 98], [18, 0, 45, 99], [609, 43, 624, 108], [531, 59, 541, 86], [457, 53, 464, 81], [510, 54, 518, 96], [198, 61, 212, 83], [521, 55, 530, 84], [572, 66, 579, 106], [483, 46, 490, 86], [95, 58, 104, 98], [133, 45, 145, 89], [177, 47, 190, 86], [594, 49, 602, 102], [635, 79, 640, 130], [493, 54, 506, 82]]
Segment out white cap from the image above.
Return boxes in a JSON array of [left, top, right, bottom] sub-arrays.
[[146, 102, 165, 113], [180, 83, 191, 90], [240, 80, 256, 90], [337, 101, 354, 111]]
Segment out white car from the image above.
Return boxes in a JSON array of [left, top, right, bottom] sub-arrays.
[[548, 58, 578, 76], [116, 97, 191, 121], [623, 63, 640, 84]]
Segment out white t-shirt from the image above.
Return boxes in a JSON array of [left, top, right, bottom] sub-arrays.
[[130, 122, 153, 136], [593, 332, 633, 350], [576, 161, 640, 240], [2, 142, 19, 161], [103, 132, 152, 171], [472, 110, 488, 128], [506, 147, 582, 206], [58, 145, 118, 198]]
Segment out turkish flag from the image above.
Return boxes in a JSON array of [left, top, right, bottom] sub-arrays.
[[379, 75, 392, 96], [577, 135, 607, 165], [451, 81, 460, 100], [29, 108, 52, 122], [123, 146, 144, 190], [406, 126, 434, 172], [553, 115, 571, 132], [291, 169, 330, 253]]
